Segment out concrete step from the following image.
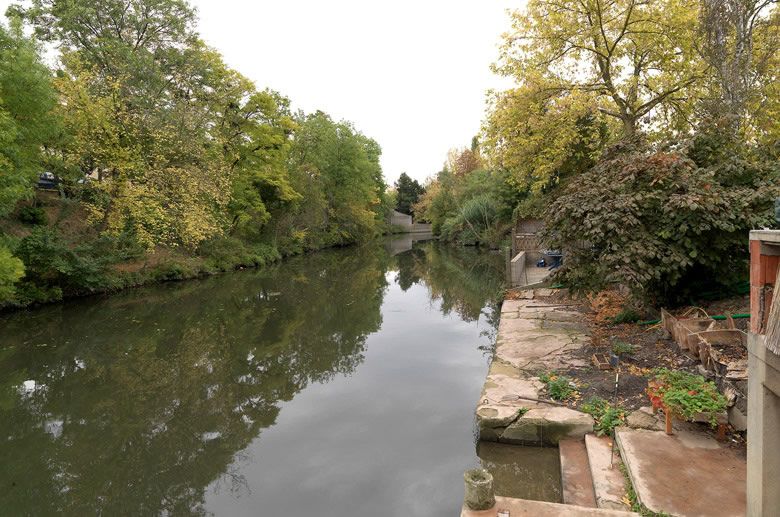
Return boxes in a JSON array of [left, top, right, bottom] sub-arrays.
[[584, 434, 631, 512], [461, 495, 639, 516], [559, 438, 598, 508], [615, 427, 746, 516]]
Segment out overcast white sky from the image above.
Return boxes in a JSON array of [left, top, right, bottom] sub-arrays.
[[2, 0, 520, 185]]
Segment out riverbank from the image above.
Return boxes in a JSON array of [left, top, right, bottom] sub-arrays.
[[470, 287, 749, 515], [0, 236, 399, 313], [0, 192, 417, 313], [476, 288, 595, 445]]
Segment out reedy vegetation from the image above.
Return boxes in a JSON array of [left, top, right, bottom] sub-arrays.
[[0, 0, 390, 308]]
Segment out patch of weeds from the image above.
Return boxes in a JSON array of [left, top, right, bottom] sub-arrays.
[[649, 368, 727, 427], [539, 371, 578, 401], [620, 463, 672, 516], [613, 308, 641, 324], [18, 206, 47, 225], [612, 340, 635, 356], [580, 397, 625, 437]]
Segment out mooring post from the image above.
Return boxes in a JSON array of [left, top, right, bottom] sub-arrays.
[[463, 469, 496, 513]]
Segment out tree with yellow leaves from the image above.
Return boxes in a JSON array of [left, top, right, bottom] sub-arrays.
[[496, 0, 704, 137]]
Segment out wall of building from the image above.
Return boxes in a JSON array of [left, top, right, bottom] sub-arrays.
[[747, 230, 780, 517]]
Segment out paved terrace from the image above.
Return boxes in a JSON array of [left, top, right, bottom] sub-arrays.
[[476, 289, 594, 445]]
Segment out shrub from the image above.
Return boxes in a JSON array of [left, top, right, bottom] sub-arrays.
[[197, 236, 281, 271], [14, 227, 111, 298], [440, 194, 504, 246], [611, 341, 635, 356], [539, 371, 577, 401], [14, 281, 63, 305], [613, 309, 641, 324], [543, 139, 780, 303], [150, 261, 199, 281], [0, 245, 24, 304], [18, 205, 47, 225], [581, 397, 625, 436]]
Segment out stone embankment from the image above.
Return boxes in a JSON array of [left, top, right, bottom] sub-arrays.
[[476, 289, 594, 444]]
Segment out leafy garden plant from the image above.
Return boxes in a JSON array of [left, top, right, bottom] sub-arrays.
[[543, 140, 780, 303], [581, 397, 625, 437], [539, 372, 577, 401], [648, 369, 727, 427], [611, 341, 635, 356]]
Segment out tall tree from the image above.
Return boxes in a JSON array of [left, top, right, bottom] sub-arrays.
[[483, 85, 608, 192], [0, 20, 58, 303], [497, 0, 703, 137], [0, 19, 57, 216], [700, 0, 779, 124], [16, 0, 304, 249], [289, 112, 385, 245], [394, 172, 424, 216]]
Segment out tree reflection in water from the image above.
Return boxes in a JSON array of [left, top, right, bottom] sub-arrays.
[[0, 240, 505, 515]]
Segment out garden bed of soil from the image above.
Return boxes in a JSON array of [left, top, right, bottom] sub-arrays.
[[508, 288, 750, 449]]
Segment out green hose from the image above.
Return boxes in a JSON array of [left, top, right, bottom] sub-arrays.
[[637, 313, 751, 326]]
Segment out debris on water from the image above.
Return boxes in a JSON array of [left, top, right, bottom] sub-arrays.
[[202, 431, 221, 442], [44, 420, 64, 439]]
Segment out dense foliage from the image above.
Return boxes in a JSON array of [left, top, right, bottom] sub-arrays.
[[474, 0, 780, 302], [543, 138, 779, 302], [648, 368, 728, 426], [414, 147, 519, 247], [1, 0, 779, 308], [0, 1, 389, 308], [393, 172, 424, 216]]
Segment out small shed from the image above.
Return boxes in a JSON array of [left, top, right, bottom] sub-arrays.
[[390, 210, 413, 228]]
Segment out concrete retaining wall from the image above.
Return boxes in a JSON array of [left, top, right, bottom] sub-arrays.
[[510, 252, 526, 287], [476, 291, 594, 446]]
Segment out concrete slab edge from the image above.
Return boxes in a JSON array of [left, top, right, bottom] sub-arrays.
[[613, 429, 643, 511], [461, 496, 640, 516]]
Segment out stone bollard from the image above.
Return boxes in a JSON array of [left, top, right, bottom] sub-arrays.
[[463, 469, 496, 511]]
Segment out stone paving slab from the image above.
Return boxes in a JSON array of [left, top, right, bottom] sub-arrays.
[[559, 438, 598, 508], [616, 428, 746, 517], [585, 434, 631, 512], [461, 496, 639, 517], [477, 290, 594, 445]]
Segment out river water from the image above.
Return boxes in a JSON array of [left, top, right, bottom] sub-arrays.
[[0, 237, 560, 516]]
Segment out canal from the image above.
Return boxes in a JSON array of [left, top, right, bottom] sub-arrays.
[[0, 238, 559, 516]]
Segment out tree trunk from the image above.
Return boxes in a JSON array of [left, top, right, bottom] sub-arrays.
[[621, 116, 637, 138]]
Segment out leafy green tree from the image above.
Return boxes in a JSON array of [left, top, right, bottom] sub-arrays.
[[0, 20, 57, 216], [16, 0, 306, 250], [0, 20, 57, 303], [394, 172, 424, 216], [483, 85, 608, 193], [288, 111, 385, 245], [699, 0, 780, 130]]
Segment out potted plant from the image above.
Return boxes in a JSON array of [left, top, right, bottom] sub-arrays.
[[646, 368, 728, 437]]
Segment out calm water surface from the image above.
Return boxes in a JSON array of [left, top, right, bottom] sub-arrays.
[[0, 238, 559, 516]]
